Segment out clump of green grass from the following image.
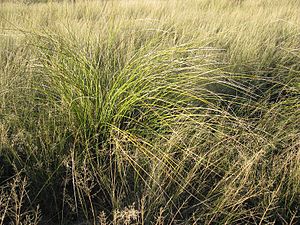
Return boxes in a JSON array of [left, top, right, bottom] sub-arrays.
[[0, 0, 300, 224], [33, 33, 234, 222]]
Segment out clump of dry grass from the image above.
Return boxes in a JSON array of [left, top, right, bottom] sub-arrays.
[[0, 175, 41, 225], [0, 0, 299, 224]]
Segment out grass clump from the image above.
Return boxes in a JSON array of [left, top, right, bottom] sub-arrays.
[[0, 0, 300, 224]]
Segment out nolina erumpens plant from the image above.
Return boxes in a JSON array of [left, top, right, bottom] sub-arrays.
[[0, 0, 300, 224]]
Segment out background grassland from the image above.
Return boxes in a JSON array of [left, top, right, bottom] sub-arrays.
[[0, 0, 300, 224]]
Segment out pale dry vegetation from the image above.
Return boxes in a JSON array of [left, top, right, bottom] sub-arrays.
[[0, 0, 300, 224]]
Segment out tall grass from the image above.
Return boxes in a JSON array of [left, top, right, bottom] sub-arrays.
[[1, 0, 300, 224]]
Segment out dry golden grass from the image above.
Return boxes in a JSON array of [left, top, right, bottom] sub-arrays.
[[0, 0, 300, 224]]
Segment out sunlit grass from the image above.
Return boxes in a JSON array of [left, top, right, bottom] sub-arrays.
[[0, 0, 299, 224]]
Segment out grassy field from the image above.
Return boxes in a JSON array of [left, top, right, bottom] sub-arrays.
[[0, 0, 300, 224]]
